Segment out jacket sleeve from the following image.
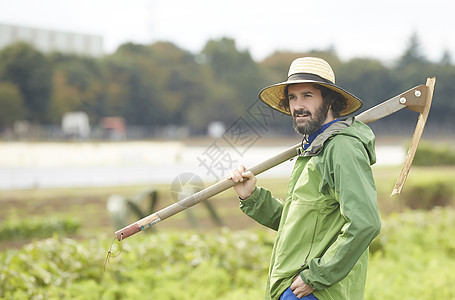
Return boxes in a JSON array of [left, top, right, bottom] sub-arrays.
[[301, 136, 382, 290], [239, 186, 284, 231]]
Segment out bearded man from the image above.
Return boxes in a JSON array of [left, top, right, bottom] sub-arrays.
[[228, 57, 381, 300]]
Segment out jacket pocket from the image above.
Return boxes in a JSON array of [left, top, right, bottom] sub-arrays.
[[272, 203, 319, 277]]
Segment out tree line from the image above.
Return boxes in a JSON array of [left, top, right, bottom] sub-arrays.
[[0, 34, 453, 136]]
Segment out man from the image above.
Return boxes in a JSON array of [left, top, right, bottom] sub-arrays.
[[228, 57, 381, 300]]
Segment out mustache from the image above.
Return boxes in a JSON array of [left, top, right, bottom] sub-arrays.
[[292, 109, 312, 118]]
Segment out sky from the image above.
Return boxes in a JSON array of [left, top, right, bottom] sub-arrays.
[[0, 0, 454, 64]]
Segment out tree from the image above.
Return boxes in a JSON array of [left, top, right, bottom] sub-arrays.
[[427, 61, 455, 122], [0, 43, 52, 123], [440, 50, 452, 65], [337, 58, 399, 110], [260, 51, 308, 85], [148, 42, 211, 128], [202, 37, 265, 93], [0, 82, 25, 128], [48, 53, 108, 124], [105, 43, 167, 126], [397, 32, 427, 68], [394, 33, 436, 110], [198, 38, 267, 127]]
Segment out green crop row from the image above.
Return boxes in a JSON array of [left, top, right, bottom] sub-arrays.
[[0, 216, 80, 242], [413, 141, 455, 166], [1, 208, 455, 299], [398, 175, 455, 210], [367, 207, 455, 299]]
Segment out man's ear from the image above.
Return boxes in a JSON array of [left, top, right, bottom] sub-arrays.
[[327, 106, 336, 120]]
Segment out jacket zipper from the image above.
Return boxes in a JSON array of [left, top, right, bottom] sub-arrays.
[[303, 213, 318, 267]]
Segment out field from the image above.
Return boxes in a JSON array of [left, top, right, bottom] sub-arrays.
[[1, 165, 455, 299]]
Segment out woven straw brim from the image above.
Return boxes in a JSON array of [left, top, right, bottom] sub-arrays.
[[259, 80, 363, 117]]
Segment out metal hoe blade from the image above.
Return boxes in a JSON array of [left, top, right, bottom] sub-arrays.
[[391, 77, 436, 196]]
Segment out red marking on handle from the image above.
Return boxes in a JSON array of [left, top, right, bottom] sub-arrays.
[[115, 223, 140, 241]]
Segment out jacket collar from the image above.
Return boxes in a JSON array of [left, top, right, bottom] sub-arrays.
[[304, 118, 341, 150], [299, 117, 354, 157]]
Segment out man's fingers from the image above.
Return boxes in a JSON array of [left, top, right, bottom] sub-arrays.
[[228, 165, 250, 183], [241, 170, 254, 180], [238, 165, 252, 181], [234, 168, 244, 182], [290, 275, 314, 298], [228, 168, 244, 182]]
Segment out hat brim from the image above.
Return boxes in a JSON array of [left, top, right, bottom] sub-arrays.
[[258, 79, 363, 117]]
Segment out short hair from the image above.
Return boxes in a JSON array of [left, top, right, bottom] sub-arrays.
[[278, 84, 347, 118]]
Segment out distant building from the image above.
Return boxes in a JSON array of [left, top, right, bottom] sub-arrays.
[[0, 23, 103, 57], [62, 111, 91, 139], [101, 117, 126, 140]]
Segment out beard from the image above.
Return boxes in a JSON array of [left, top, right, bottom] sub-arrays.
[[292, 103, 330, 136]]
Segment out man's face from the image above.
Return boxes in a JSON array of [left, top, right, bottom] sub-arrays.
[[288, 83, 331, 136]]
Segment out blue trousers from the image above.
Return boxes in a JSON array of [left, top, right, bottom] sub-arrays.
[[280, 287, 318, 300]]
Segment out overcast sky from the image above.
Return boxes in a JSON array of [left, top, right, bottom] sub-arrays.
[[0, 0, 453, 64]]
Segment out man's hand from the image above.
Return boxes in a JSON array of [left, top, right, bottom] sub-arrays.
[[290, 274, 314, 298], [227, 164, 257, 200]]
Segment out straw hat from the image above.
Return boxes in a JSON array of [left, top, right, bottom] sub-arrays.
[[258, 57, 363, 116]]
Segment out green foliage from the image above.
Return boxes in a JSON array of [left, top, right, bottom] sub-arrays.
[[104, 42, 212, 128], [0, 229, 272, 299], [1, 209, 455, 299], [398, 174, 455, 210], [0, 33, 454, 132], [0, 81, 25, 126], [0, 42, 52, 122], [196, 37, 267, 126], [0, 216, 80, 242], [105, 43, 165, 126], [48, 53, 108, 123], [202, 37, 264, 93], [396, 32, 428, 69], [413, 141, 455, 166], [367, 208, 455, 299], [337, 58, 399, 109]]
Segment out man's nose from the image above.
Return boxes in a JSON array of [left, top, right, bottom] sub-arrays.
[[294, 97, 307, 109]]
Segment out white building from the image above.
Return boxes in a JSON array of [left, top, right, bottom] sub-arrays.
[[0, 23, 103, 57], [61, 111, 91, 139]]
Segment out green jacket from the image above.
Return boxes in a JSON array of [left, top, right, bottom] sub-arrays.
[[240, 118, 381, 300]]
